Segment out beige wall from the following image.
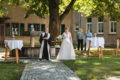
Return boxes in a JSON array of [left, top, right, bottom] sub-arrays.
[[5, 5, 120, 47], [5, 5, 49, 31], [4, 5, 75, 46], [5, 5, 73, 31], [73, 12, 120, 47]]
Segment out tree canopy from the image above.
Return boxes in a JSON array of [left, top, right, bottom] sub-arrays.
[[0, 0, 8, 17], [1, 0, 120, 20], [1, 0, 120, 40]]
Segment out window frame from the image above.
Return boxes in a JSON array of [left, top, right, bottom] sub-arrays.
[[60, 24, 65, 34], [5, 23, 11, 36], [98, 21, 104, 34], [41, 24, 45, 32], [5, 23, 25, 36], [86, 22, 92, 32], [109, 21, 117, 34], [86, 18, 92, 32]]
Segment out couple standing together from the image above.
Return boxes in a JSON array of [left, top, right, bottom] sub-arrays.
[[39, 27, 75, 61], [77, 28, 92, 51]]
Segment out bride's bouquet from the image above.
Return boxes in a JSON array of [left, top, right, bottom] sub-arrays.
[[56, 35, 63, 41], [55, 35, 63, 48]]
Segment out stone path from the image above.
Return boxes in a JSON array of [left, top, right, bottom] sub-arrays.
[[20, 60, 80, 80]]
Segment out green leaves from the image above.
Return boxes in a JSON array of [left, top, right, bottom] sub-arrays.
[[74, 0, 96, 16], [23, 0, 49, 18], [0, 2, 8, 17], [73, 0, 120, 20], [95, 0, 120, 20], [1, 0, 120, 20], [0, 8, 6, 17], [59, 0, 71, 14]]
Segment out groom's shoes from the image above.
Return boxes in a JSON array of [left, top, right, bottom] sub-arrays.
[[39, 58, 42, 61], [39, 58, 49, 61]]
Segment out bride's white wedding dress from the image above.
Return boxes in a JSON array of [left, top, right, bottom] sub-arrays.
[[56, 32, 76, 60]]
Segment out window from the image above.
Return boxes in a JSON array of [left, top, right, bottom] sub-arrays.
[[87, 18, 92, 32], [98, 17, 104, 34], [28, 24, 31, 32], [41, 24, 45, 32], [34, 24, 40, 31], [11, 23, 19, 36], [61, 24, 65, 34], [110, 21, 116, 34], [28, 23, 40, 32], [5, 23, 11, 36], [20, 23, 24, 36], [98, 22, 104, 34], [75, 24, 79, 31], [87, 18, 92, 22], [5, 23, 25, 36], [87, 23, 92, 32]]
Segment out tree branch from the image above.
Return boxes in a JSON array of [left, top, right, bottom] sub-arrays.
[[60, 0, 76, 22]]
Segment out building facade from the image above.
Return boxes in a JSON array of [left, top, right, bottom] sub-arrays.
[[4, 5, 120, 47], [74, 11, 120, 47], [4, 5, 74, 46]]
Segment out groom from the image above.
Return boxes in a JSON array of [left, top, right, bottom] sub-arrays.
[[39, 27, 51, 60]]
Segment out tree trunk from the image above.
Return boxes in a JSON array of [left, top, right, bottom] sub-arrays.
[[49, 0, 76, 41], [49, 0, 60, 41]]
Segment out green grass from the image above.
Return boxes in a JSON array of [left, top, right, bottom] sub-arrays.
[[0, 47, 120, 80], [63, 55, 120, 80], [0, 62, 25, 80]]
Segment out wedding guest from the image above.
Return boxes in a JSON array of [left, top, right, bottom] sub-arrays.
[[86, 29, 93, 50], [77, 28, 85, 51]]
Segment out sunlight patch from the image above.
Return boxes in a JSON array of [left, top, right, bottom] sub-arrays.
[[105, 76, 120, 80], [77, 60, 87, 64], [93, 62, 101, 65], [68, 76, 80, 80], [104, 56, 111, 59]]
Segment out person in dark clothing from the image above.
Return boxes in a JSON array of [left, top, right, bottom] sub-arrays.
[[77, 28, 85, 51], [39, 27, 51, 60]]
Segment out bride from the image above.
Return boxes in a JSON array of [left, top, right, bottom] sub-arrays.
[[56, 27, 76, 60]]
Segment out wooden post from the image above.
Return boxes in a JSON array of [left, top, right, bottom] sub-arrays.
[[4, 45, 8, 62], [88, 40, 91, 57], [30, 37, 35, 47], [15, 48, 19, 64], [98, 46, 103, 59], [30, 27, 35, 47], [115, 38, 120, 56]]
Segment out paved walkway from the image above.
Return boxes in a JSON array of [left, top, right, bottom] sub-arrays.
[[20, 60, 80, 80]]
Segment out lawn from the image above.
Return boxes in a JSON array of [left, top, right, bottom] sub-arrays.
[[0, 62, 25, 80], [0, 47, 120, 80], [63, 55, 120, 80]]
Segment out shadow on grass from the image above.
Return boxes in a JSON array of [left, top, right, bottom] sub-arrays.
[[63, 55, 120, 80]]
